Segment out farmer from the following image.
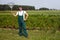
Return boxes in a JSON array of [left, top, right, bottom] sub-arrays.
[[13, 6, 28, 38]]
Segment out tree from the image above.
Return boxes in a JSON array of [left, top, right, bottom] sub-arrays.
[[39, 7, 49, 10], [0, 4, 35, 11]]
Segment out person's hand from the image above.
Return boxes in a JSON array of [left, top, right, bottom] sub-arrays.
[[12, 13, 14, 16], [24, 18, 27, 21], [12, 13, 17, 17]]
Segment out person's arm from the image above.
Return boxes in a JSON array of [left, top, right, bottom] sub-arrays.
[[24, 12, 29, 21], [12, 12, 18, 17]]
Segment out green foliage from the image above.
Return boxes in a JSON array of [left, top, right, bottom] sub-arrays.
[[0, 5, 35, 10], [39, 7, 49, 10], [0, 10, 60, 30]]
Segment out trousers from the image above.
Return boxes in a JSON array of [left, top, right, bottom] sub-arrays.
[[18, 16, 28, 37]]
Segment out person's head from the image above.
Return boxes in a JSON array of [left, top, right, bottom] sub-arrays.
[[19, 6, 22, 11]]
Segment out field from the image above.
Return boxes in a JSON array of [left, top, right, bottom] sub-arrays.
[[0, 10, 60, 40], [0, 28, 60, 40], [0, 10, 60, 30]]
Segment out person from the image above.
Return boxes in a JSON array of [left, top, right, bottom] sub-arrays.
[[13, 7, 28, 38]]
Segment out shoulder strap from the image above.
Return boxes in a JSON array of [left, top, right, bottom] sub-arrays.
[[23, 11, 25, 15], [18, 11, 19, 15]]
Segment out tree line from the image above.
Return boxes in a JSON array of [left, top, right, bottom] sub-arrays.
[[0, 4, 57, 11], [0, 5, 35, 11]]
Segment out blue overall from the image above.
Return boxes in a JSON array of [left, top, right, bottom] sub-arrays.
[[18, 15, 28, 37]]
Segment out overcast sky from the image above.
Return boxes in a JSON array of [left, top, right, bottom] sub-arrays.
[[0, 0, 60, 9]]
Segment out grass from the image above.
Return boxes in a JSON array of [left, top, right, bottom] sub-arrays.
[[0, 10, 60, 40], [0, 10, 60, 29], [0, 28, 60, 40]]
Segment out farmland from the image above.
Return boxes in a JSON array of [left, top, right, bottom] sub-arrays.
[[0, 28, 60, 40], [0, 10, 60, 40], [0, 10, 60, 30]]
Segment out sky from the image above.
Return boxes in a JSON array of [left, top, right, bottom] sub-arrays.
[[0, 0, 60, 9]]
